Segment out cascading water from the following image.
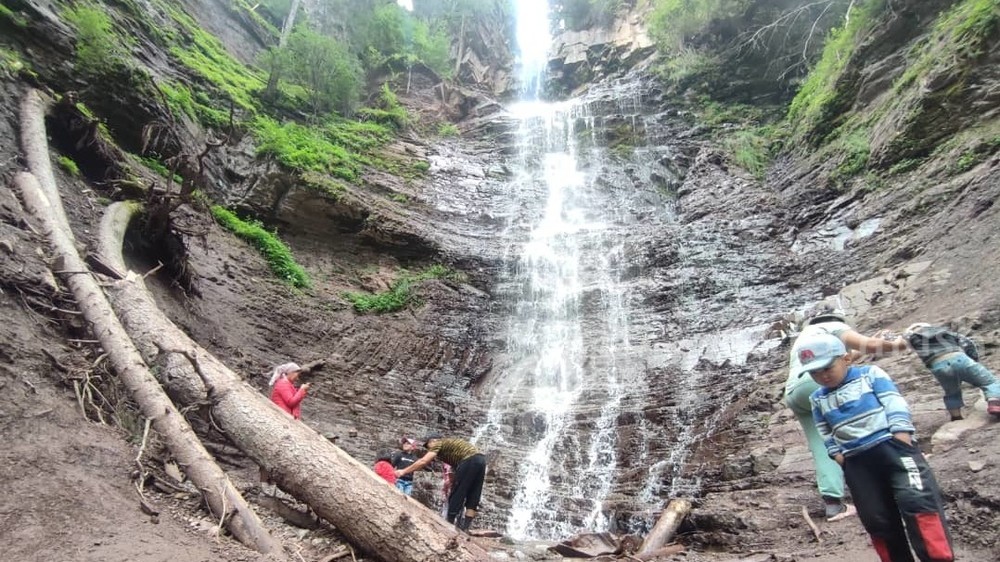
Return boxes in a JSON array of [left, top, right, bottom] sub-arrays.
[[471, 0, 671, 541]]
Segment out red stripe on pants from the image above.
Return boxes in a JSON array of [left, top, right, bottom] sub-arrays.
[[871, 536, 892, 562], [915, 512, 954, 561]]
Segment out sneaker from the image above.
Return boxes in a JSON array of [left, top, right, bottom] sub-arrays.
[[827, 503, 857, 522], [987, 398, 1000, 416]]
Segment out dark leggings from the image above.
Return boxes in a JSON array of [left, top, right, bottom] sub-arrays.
[[844, 439, 953, 562], [446, 454, 486, 523]]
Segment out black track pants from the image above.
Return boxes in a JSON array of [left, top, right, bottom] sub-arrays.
[[446, 453, 486, 523], [844, 439, 954, 562]]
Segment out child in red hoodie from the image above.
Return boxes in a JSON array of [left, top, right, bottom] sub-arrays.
[[373, 450, 397, 485]]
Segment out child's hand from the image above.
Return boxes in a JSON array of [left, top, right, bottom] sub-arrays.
[[833, 453, 845, 466], [892, 432, 912, 445]]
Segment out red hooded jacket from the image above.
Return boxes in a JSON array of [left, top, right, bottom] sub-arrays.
[[271, 377, 307, 419]]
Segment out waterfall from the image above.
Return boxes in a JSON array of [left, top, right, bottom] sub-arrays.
[[469, 1, 670, 540]]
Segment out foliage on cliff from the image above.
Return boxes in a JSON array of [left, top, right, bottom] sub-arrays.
[[647, 0, 1000, 188], [210, 206, 311, 288]]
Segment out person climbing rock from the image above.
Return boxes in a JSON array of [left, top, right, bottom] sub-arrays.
[[802, 332, 954, 562], [395, 434, 486, 531], [269, 362, 310, 420], [904, 322, 1000, 420], [785, 303, 908, 521]]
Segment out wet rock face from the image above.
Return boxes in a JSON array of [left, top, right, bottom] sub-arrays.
[[545, 12, 655, 98], [436, 74, 826, 536]]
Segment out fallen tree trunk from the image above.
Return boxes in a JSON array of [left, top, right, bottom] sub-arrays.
[[97, 207, 490, 559], [635, 544, 686, 561], [16, 89, 284, 558], [12, 174, 284, 557], [638, 499, 692, 555]]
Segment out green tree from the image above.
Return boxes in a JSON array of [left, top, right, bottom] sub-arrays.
[[286, 28, 363, 116], [553, 0, 621, 31]]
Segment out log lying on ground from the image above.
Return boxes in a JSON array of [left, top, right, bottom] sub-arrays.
[[635, 544, 685, 560], [12, 171, 284, 558], [638, 499, 692, 555], [16, 89, 284, 558], [97, 208, 490, 559]]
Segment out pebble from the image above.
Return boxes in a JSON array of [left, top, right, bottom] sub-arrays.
[[968, 460, 986, 472]]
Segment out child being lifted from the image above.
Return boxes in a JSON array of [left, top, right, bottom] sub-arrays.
[[904, 322, 1000, 420], [798, 332, 954, 562]]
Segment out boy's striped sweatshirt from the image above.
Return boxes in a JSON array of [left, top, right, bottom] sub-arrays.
[[810, 365, 915, 457]]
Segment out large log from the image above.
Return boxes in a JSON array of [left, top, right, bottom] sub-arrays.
[[97, 204, 490, 559], [637, 499, 691, 555], [16, 89, 285, 558], [12, 173, 284, 556]]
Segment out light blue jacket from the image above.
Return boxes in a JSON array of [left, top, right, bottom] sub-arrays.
[[810, 365, 915, 458]]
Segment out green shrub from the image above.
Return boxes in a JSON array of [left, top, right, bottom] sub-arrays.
[[344, 265, 458, 314], [558, 0, 622, 30], [648, 0, 749, 49], [721, 129, 771, 179], [437, 122, 460, 137], [300, 171, 346, 200], [57, 156, 81, 176], [286, 28, 363, 116], [831, 128, 871, 181], [0, 47, 27, 76], [159, 81, 230, 128], [253, 116, 359, 181], [209, 206, 310, 287], [356, 83, 408, 129], [895, 0, 1000, 93], [64, 3, 131, 75]]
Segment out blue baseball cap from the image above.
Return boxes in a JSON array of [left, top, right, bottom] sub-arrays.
[[795, 332, 847, 377]]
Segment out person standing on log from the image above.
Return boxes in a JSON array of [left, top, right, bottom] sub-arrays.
[[784, 303, 908, 521], [395, 435, 486, 531], [269, 362, 310, 420]]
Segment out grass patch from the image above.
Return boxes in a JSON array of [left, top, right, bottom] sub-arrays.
[[253, 116, 360, 181], [437, 122, 460, 137], [830, 127, 871, 181], [300, 171, 347, 200], [64, 3, 134, 76], [158, 1, 264, 112], [355, 84, 409, 129], [1, 3, 28, 27], [950, 135, 1000, 174], [887, 158, 923, 175], [57, 156, 81, 176], [343, 265, 460, 314], [209, 206, 310, 288], [0, 46, 28, 76], [786, 0, 884, 140], [895, 0, 1000, 93], [139, 156, 183, 183], [721, 129, 773, 179], [159, 81, 231, 128]]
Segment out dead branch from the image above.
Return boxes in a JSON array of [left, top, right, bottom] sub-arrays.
[[801, 505, 823, 543]]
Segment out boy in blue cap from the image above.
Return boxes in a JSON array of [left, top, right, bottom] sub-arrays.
[[799, 332, 954, 562]]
